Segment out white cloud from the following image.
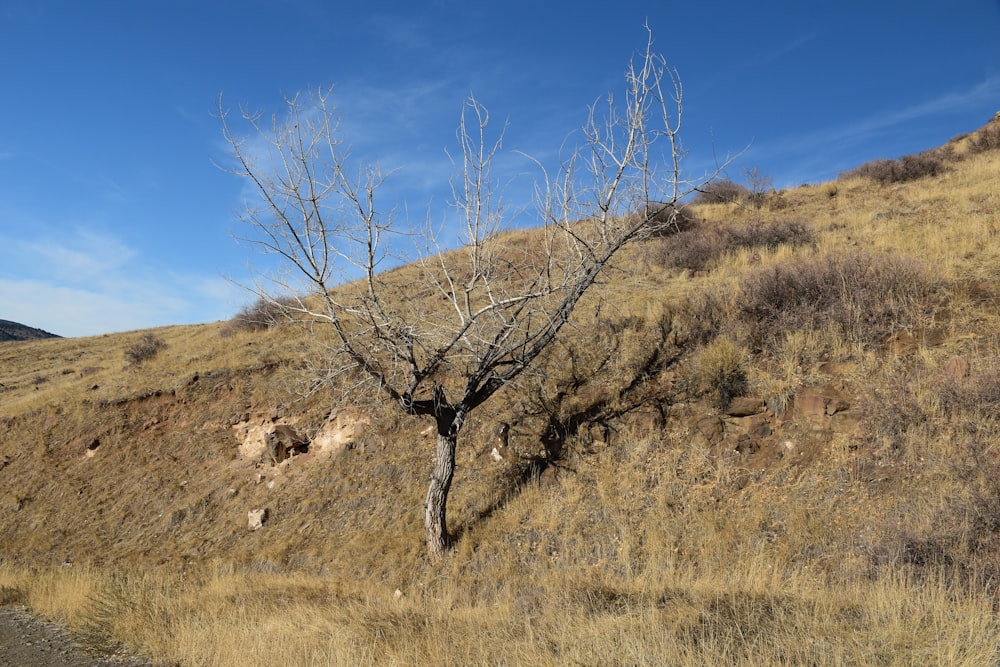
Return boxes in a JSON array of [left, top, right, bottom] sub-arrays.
[[16, 228, 137, 283], [0, 227, 242, 337], [0, 279, 162, 337], [0, 274, 242, 338]]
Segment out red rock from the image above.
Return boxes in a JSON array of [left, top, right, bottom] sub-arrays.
[[725, 396, 764, 417], [944, 355, 970, 381]]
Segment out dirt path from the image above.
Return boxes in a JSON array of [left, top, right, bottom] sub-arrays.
[[0, 606, 151, 667]]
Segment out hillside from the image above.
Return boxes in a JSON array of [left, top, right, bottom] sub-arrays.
[[2, 116, 1000, 665], [0, 319, 59, 342]]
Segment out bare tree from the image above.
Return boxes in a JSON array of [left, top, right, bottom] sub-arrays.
[[220, 27, 726, 559]]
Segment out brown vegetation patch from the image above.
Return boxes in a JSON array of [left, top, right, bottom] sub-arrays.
[[645, 217, 814, 272], [840, 150, 948, 184], [737, 251, 941, 351]]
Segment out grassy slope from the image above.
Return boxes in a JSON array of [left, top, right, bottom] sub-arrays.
[[2, 119, 1000, 665]]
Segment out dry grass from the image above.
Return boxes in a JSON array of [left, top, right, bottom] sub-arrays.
[[3, 123, 1000, 664]]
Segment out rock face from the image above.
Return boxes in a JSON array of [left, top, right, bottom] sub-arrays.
[[232, 412, 307, 463], [793, 386, 850, 423], [247, 508, 267, 531], [265, 424, 308, 465], [233, 409, 370, 464], [310, 411, 370, 457]]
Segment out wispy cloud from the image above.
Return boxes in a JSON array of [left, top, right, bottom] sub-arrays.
[[0, 227, 241, 337], [830, 75, 1000, 141], [695, 33, 816, 93], [742, 33, 817, 72], [16, 229, 137, 283], [746, 74, 1000, 185]]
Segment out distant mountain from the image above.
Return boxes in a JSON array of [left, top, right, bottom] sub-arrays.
[[0, 319, 61, 342]]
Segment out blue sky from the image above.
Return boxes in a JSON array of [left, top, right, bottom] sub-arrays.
[[1, 1, 998, 337]]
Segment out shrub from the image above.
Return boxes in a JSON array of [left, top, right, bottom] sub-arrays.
[[221, 295, 296, 336], [645, 218, 814, 273], [672, 289, 729, 348], [737, 252, 938, 351], [725, 218, 813, 251], [839, 151, 945, 185], [643, 202, 699, 238], [645, 225, 728, 272], [691, 179, 750, 205], [742, 166, 775, 210], [680, 336, 747, 410], [967, 120, 1000, 154], [125, 333, 166, 365]]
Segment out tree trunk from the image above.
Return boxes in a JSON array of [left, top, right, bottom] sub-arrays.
[[425, 411, 463, 560]]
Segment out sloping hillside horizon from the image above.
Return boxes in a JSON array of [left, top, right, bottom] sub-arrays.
[[2, 115, 1000, 665], [0, 319, 60, 342]]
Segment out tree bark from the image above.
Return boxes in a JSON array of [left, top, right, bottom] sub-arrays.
[[425, 412, 463, 560]]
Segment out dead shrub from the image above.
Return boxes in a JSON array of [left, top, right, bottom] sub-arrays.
[[0, 585, 25, 605], [645, 218, 814, 272], [645, 226, 728, 272], [221, 295, 297, 336], [691, 179, 750, 205], [680, 336, 748, 410], [671, 289, 729, 348], [866, 442, 1000, 589], [725, 218, 813, 251], [860, 360, 1000, 587], [857, 363, 934, 454], [124, 333, 166, 365], [967, 120, 1000, 154], [643, 202, 699, 238], [737, 252, 938, 351], [840, 151, 946, 185]]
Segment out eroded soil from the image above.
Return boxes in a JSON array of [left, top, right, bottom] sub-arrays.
[[0, 606, 151, 667]]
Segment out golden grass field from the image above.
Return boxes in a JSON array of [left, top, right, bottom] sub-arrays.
[[2, 118, 1000, 665]]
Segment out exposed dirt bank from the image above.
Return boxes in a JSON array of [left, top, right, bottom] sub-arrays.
[[0, 606, 151, 667]]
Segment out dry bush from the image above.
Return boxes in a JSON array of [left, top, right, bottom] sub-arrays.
[[866, 452, 1000, 592], [857, 365, 933, 455], [967, 119, 1000, 154], [691, 178, 750, 204], [645, 225, 729, 272], [737, 251, 939, 352], [221, 295, 297, 336], [671, 288, 730, 348], [0, 584, 25, 605], [678, 335, 748, 409], [124, 333, 166, 365], [690, 171, 785, 211], [643, 202, 699, 238], [726, 217, 812, 250], [840, 150, 946, 184], [646, 218, 814, 272]]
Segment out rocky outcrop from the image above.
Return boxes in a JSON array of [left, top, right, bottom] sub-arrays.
[[247, 508, 267, 531], [232, 409, 370, 464], [793, 385, 851, 423], [232, 413, 306, 464], [944, 355, 970, 381], [310, 411, 370, 457], [265, 424, 308, 465]]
